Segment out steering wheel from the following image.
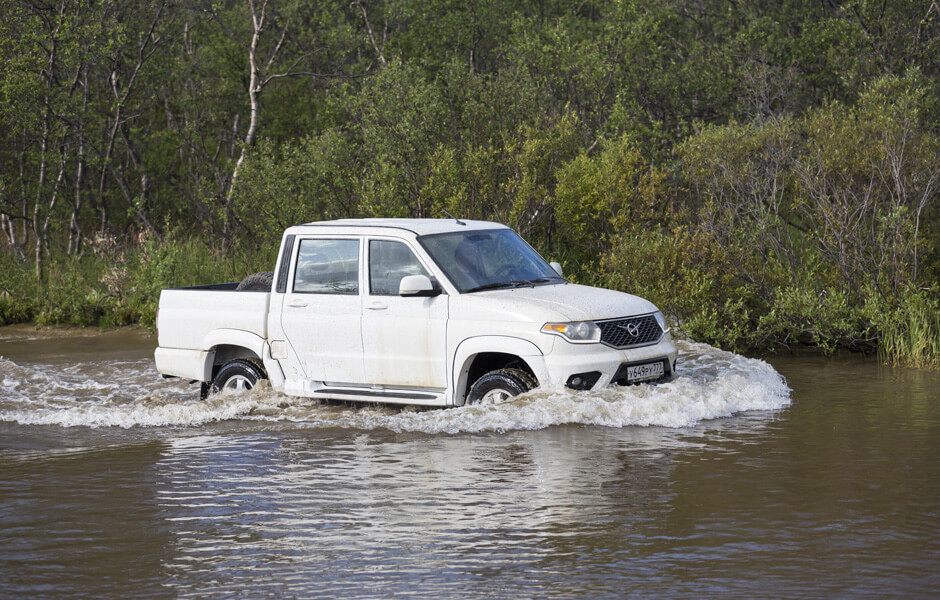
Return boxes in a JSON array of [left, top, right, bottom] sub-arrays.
[[493, 264, 528, 280]]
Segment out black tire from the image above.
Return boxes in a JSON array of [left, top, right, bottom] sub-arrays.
[[236, 271, 274, 291], [204, 359, 267, 399], [466, 368, 537, 405]]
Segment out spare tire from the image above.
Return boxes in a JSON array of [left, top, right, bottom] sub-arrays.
[[236, 271, 274, 291]]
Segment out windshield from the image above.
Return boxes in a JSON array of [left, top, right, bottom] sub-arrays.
[[418, 229, 565, 293]]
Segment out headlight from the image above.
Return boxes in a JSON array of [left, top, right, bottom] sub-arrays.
[[653, 310, 671, 334], [541, 321, 601, 343]]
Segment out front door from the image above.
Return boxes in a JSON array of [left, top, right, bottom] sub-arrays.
[[361, 239, 448, 390]]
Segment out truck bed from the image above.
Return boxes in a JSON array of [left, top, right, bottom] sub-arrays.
[[157, 284, 271, 352]]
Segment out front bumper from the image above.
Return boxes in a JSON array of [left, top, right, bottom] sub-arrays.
[[541, 334, 679, 390]]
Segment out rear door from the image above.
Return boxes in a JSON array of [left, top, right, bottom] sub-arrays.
[[280, 236, 364, 385]]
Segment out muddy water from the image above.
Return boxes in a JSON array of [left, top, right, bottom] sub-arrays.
[[1, 326, 938, 599]]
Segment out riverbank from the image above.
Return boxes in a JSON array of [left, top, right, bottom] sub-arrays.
[[0, 235, 272, 330], [2, 226, 938, 370], [2, 315, 936, 376]]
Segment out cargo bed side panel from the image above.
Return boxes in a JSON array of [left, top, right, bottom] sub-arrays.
[[157, 286, 271, 352]]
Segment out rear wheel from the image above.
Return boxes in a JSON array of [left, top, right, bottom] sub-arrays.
[[466, 368, 536, 405], [203, 359, 266, 399]]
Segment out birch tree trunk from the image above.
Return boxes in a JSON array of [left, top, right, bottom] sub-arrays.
[[32, 0, 67, 279], [69, 61, 89, 256], [223, 0, 267, 242]]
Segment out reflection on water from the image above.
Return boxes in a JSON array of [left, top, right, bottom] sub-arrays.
[[154, 429, 689, 599], [1, 327, 938, 599]]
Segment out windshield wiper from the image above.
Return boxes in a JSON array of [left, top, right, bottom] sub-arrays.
[[465, 280, 534, 293], [465, 275, 569, 293]]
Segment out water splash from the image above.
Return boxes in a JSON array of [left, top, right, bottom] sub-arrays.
[[0, 341, 789, 431]]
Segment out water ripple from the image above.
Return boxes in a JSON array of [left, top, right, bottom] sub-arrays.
[[0, 341, 789, 431]]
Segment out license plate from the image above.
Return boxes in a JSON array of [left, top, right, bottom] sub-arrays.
[[626, 361, 664, 382]]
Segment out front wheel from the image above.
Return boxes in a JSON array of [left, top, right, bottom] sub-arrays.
[[466, 368, 536, 405], [202, 359, 267, 399]]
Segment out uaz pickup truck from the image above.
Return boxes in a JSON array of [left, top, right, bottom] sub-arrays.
[[155, 219, 678, 406]]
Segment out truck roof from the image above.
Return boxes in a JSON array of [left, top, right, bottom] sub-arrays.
[[288, 218, 510, 237]]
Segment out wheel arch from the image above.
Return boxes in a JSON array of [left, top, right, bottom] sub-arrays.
[[452, 336, 547, 406], [200, 329, 267, 382]]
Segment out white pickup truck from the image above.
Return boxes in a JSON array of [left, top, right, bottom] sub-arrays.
[[155, 219, 678, 406]]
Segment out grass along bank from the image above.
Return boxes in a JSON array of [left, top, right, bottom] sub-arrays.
[[0, 233, 273, 329]]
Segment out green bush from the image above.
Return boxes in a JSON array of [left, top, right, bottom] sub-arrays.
[[599, 224, 935, 363], [880, 291, 940, 370], [0, 253, 35, 325], [0, 233, 274, 330], [601, 227, 755, 350], [553, 135, 668, 276]]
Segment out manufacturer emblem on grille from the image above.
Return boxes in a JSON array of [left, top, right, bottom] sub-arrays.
[[618, 322, 640, 337]]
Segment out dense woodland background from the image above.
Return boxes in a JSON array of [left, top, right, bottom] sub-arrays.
[[1, 0, 938, 367]]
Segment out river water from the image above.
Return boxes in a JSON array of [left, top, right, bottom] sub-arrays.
[[1, 326, 937, 599]]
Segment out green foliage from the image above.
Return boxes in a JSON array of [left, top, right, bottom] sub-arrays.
[[794, 70, 939, 299], [0, 0, 938, 368], [880, 290, 940, 370], [348, 61, 449, 218], [598, 225, 922, 358], [232, 130, 358, 248], [755, 282, 884, 354], [0, 252, 110, 327], [667, 71, 939, 362], [0, 253, 36, 325], [553, 136, 668, 277], [119, 232, 274, 328], [601, 227, 754, 350], [0, 233, 265, 329]]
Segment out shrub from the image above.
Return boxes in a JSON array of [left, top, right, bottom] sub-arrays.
[[601, 227, 756, 350], [880, 291, 940, 370]]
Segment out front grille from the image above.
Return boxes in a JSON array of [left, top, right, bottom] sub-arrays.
[[596, 314, 663, 349]]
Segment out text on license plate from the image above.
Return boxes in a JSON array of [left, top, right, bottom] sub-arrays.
[[626, 361, 664, 382]]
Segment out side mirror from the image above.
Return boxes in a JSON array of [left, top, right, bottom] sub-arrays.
[[400, 275, 442, 297], [549, 262, 564, 278]]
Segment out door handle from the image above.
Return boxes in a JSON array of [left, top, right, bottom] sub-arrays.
[[366, 302, 388, 311], [287, 299, 308, 308]]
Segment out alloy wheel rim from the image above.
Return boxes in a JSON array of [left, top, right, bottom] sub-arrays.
[[223, 375, 253, 392], [479, 388, 511, 405]]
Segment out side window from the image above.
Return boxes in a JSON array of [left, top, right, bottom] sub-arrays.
[[369, 240, 430, 296], [293, 239, 359, 294]]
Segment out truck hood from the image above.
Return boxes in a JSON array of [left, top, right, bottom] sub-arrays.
[[456, 283, 659, 323]]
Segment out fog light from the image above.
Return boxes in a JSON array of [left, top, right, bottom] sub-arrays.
[[566, 371, 601, 391]]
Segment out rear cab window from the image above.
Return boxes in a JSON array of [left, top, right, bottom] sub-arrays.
[[293, 238, 360, 294]]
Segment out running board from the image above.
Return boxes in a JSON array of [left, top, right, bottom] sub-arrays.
[[318, 388, 439, 401], [283, 378, 448, 406]]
